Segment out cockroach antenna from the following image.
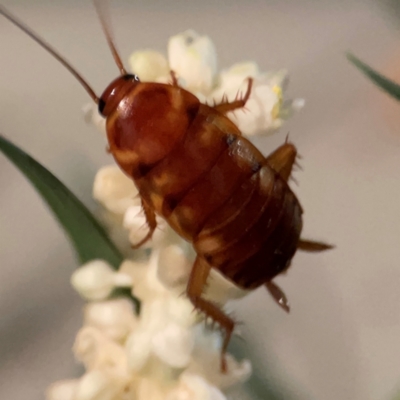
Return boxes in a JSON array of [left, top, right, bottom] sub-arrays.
[[93, 0, 127, 75], [0, 4, 100, 104]]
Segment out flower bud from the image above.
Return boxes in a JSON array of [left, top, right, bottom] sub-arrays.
[[73, 370, 127, 400], [152, 322, 195, 368], [46, 380, 78, 400], [168, 30, 217, 94], [165, 373, 226, 400], [129, 50, 169, 82], [93, 166, 139, 215], [157, 243, 193, 289], [84, 299, 137, 342], [73, 327, 128, 376], [71, 260, 132, 301], [125, 329, 152, 372]]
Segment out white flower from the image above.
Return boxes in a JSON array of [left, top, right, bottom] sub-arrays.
[[84, 299, 138, 342], [126, 30, 301, 136], [167, 30, 217, 94], [73, 369, 128, 400], [74, 327, 129, 376], [129, 50, 169, 82], [211, 63, 297, 135], [46, 380, 78, 400], [71, 260, 132, 301], [152, 322, 195, 368], [83, 102, 106, 134], [61, 248, 250, 399], [123, 205, 166, 250], [157, 241, 194, 290], [204, 268, 250, 305], [84, 30, 300, 136], [165, 373, 226, 400], [93, 165, 140, 215], [135, 379, 166, 400], [123, 261, 199, 373]]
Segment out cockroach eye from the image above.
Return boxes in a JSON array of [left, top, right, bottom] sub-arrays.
[[98, 75, 141, 117], [122, 74, 140, 82], [98, 98, 106, 115]]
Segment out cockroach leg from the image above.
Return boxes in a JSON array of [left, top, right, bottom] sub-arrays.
[[187, 257, 234, 373], [214, 78, 253, 114], [266, 142, 297, 182], [297, 239, 334, 252], [130, 198, 157, 249], [170, 70, 179, 87], [265, 281, 290, 313]]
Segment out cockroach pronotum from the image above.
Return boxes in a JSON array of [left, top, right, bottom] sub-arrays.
[[0, 2, 333, 372]]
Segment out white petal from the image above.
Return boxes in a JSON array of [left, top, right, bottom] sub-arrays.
[[82, 103, 106, 135], [73, 327, 128, 376], [187, 324, 252, 390], [112, 272, 133, 287], [93, 165, 139, 215], [84, 299, 138, 342], [143, 252, 170, 296], [211, 64, 301, 136], [218, 62, 260, 92], [157, 243, 194, 289], [139, 296, 171, 332], [166, 295, 199, 327], [254, 84, 278, 112], [126, 259, 166, 301], [129, 50, 169, 82], [46, 380, 78, 400], [125, 328, 152, 372], [166, 373, 226, 400], [216, 355, 252, 389], [226, 83, 280, 136], [123, 205, 153, 249], [73, 370, 127, 400], [122, 205, 144, 229], [118, 259, 149, 291], [191, 352, 252, 390], [94, 210, 136, 258], [292, 97, 305, 110], [168, 30, 217, 94], [136, 378, 166, 400], [227, 97, 263, 136], [203, 268, 249, 305], [71, 260, 116, 301], [152, 322, 195, 368]]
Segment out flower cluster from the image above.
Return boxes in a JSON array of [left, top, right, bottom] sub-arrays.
[[47, 164, 251, 400], [84, 30, 302, 137], [51, 30, 301, 400]]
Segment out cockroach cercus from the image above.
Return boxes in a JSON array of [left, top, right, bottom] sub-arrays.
[[0, 2, 333, 372]]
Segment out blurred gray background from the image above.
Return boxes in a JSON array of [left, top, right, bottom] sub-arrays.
[[1, 0, 400, 399]]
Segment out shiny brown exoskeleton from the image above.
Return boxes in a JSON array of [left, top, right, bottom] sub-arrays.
[[0, 2, 332, 372]]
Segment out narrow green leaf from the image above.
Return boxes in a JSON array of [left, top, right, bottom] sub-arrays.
[[0, 135, 123, 267], [347, 53, 400, 101]]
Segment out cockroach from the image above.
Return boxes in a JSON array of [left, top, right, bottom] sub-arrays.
[[0, 2, 332, 372]]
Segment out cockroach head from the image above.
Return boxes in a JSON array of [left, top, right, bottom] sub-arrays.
[[98, 74, 141, 117]]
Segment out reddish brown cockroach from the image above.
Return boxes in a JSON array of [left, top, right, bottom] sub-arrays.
[[0, 2, 332, 372]]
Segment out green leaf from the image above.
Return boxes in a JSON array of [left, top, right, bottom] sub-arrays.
[[0, 135, 123, 267], [347, 53, 400, 101], [0, 135, 141, 311]]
